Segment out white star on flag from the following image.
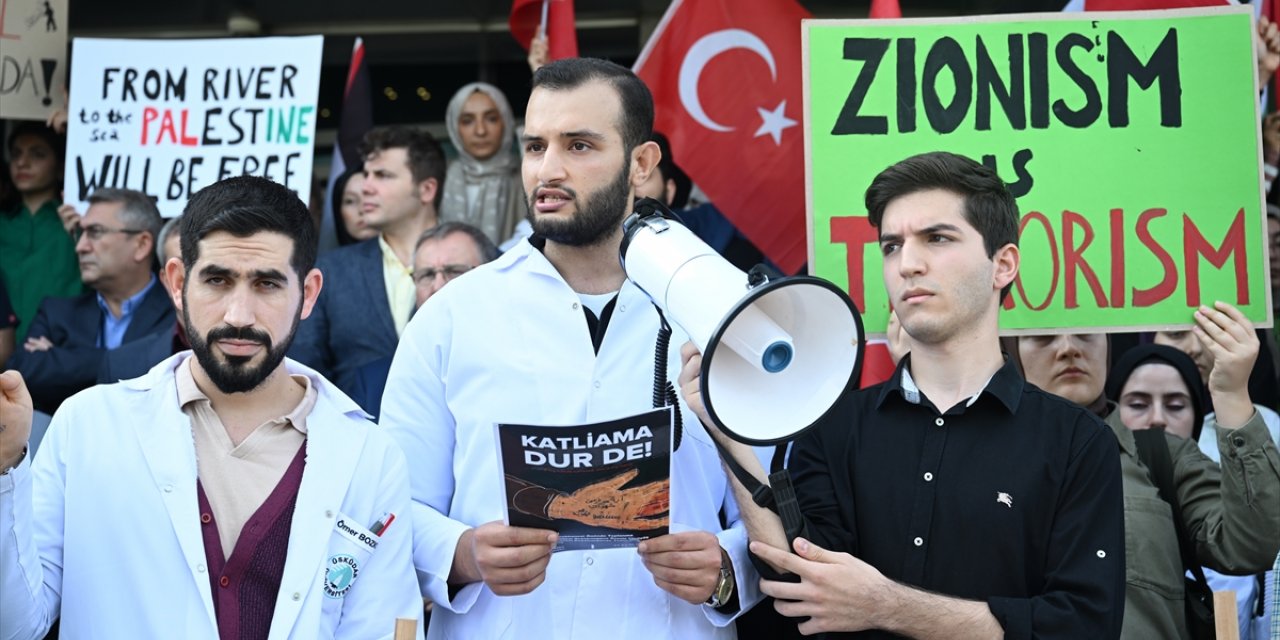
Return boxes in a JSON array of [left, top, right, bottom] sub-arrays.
[[754, 100, 797, 145]]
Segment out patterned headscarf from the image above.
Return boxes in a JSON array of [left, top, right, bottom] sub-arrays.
[[441, 83, 525, 244]]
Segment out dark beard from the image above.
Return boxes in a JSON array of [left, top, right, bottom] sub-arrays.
[[526, 162, 631, 247], [183, 296, 300, 394]]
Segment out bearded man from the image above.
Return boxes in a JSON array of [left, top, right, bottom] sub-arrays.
[[0, 176, 422, 639], [379, 58, 762, 640]]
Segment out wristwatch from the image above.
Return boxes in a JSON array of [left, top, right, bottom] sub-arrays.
[[706, 547, 735, 608]]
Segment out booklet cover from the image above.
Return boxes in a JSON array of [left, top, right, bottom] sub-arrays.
[[496, 407, 674, 551]]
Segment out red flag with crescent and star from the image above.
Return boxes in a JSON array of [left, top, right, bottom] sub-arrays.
[[634, 0, 810, 274]]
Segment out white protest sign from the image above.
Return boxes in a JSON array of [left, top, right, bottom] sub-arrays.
[[0, 0, 68, 120], [64, 36, 323, 217]]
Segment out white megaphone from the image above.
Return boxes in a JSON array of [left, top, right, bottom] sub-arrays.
[[620, 198, 864, 445]]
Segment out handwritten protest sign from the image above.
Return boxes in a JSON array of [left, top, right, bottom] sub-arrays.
[[805, 7, 1273, 334], [497, 408, 673, 552], [0, 0, 68, 120], [63, 36, 323, 217]]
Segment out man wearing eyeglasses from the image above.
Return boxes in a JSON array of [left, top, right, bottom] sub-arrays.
[[349, 222, 499, 420], [7, 187, 174, 414], [411, 222, 500, 307]]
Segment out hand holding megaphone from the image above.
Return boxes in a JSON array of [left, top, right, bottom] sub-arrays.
[[677, 341, 714, 435]]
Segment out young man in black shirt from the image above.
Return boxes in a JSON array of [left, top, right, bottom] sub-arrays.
[[680, 152, 1125, 639]]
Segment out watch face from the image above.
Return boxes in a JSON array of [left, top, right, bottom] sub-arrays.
[[710, 567, 733, 606]]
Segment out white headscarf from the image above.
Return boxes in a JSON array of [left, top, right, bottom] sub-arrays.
[[442, 82, 526, 244]]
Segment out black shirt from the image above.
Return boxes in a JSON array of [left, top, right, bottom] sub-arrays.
[[789, 354, 1125, 640]]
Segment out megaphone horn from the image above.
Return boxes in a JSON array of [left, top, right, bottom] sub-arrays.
[[619, 198, 864, 445]]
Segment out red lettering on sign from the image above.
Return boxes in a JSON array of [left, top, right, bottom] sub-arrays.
[[1183, 208, 1248, 307], [1132, 208, 1178, 307]]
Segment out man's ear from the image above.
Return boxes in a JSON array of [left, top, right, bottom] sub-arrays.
[[630, 141, 661, 190], [992, 243, 1020, 293], [299, 268, 324, 320], [663, 178, 677, 207], [134, 232, 156, 265], [417, 177, 439, 209], [164, 258, 185, 312]]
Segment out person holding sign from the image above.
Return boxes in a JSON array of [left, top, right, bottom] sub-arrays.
[[380, 58, 761, 640], [680, 152, 1126, 638], [0, 176, 422, 640]]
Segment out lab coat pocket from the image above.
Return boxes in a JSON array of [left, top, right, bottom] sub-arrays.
[[319, 513, 382, 613]]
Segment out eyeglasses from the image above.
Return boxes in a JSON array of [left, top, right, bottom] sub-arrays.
[[74, 224, 144, 242], [414, 265, 474, 284]]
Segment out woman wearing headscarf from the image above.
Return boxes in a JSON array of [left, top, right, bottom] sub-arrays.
[[1006, 304, 1280, 640], [441, 82, 525, 245]]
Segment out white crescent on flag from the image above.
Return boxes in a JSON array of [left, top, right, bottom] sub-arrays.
[[678, 28, 778, 133]]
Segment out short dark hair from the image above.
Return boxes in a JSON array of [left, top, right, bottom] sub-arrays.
[[865, 152, 1019, 299], [414, 221, 500, 264], [358, 126, 446, 209], [179, 176, 317, 279], [531, 58, 654, 156], [6, 121, 65, 165], [88, 187, 163, 242]]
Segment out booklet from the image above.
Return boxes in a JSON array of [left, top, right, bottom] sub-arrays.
[[496, 407, 674, 552]]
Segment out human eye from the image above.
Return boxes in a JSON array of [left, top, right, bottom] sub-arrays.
[[524, 141, 545, 154], [569, 141, 592, 151], [928, 233, 952, 244], [1124, 400, 1149, 411], [459, 115, 474, 126], [880, 242, 900, 256]]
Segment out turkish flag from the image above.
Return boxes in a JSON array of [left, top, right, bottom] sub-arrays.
[[635, 0, 810, 274], [511, 0, 579, 60]]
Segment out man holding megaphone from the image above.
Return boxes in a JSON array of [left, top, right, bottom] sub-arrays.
[[679, 152, 1127, 639], [380, 57, 763, 640]]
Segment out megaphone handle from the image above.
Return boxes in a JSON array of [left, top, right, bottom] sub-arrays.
[[767, 469, 809, 548], [710, 436, 807, 584]]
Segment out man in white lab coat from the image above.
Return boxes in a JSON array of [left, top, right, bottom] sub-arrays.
[[0, 175, 422, 639], [379, 58, 761, 639]]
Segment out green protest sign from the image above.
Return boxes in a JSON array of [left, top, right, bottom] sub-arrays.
[[805, 7, 1274, 335]]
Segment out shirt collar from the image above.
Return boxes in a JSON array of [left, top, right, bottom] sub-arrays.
[[877, 352, 1023, 415], [175, 353, 314, 434], [377, 234, 411, 273], [96, 274, 157, 319]]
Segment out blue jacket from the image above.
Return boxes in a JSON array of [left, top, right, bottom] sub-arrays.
[[9, 283, 174, 413], [288, 239, 399, 398]]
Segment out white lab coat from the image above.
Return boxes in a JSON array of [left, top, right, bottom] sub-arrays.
[[380, 240, 761, 640], [0, 354, 424, 640]]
